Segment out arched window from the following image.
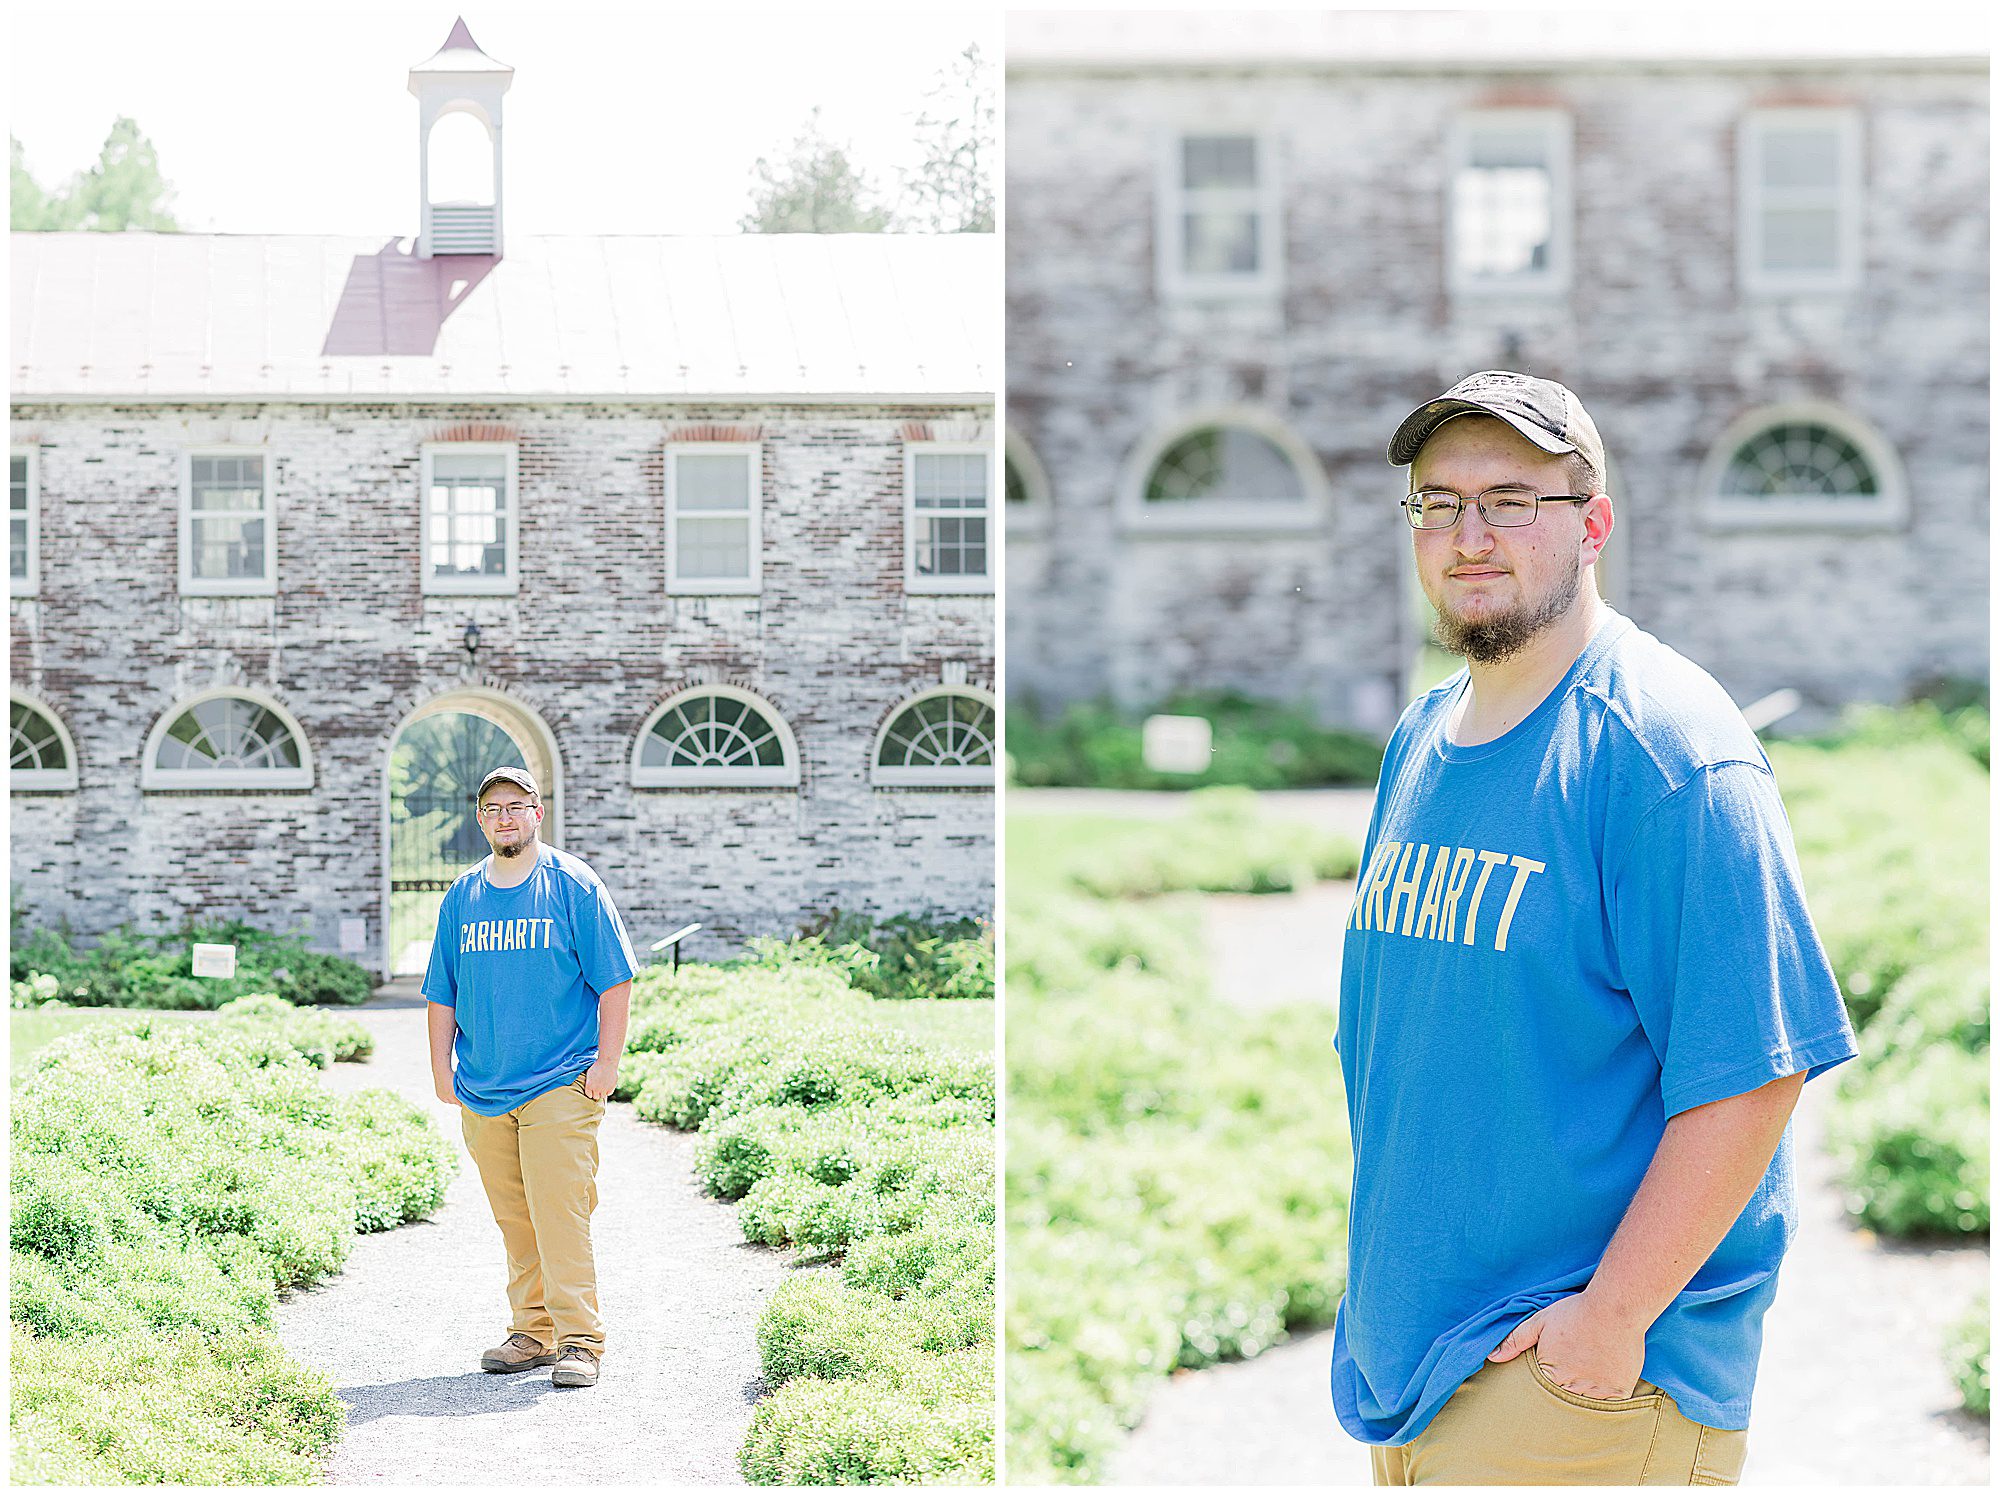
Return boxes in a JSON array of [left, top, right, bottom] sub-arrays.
[[141, 689, 313, 790], [872, 688, 996, 788], [1005, 430, 1051, 536], [1121, 410, 1326, 532], [9, 694, 78, 791], [631, 687, 800, 788], [1700, 404, 1906, 528]]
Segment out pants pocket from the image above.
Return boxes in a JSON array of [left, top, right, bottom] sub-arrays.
[[1525, 1344, 1663, 1412]]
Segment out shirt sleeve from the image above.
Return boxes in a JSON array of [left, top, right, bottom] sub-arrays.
[[1607, 760, 1858, 1119], [572, 876, 638, 996], [420, 885, 458, 1008]]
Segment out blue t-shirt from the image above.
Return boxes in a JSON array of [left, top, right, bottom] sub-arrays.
[[1329, 610, 1857, 1444], [421, 843, 639, 1117]]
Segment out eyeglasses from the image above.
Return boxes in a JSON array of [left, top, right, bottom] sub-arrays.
[[476, 802, 539, 822], [1403, 486, 1591, 530]]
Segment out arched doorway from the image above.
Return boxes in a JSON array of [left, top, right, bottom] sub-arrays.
[[383, 690, 562, 976]]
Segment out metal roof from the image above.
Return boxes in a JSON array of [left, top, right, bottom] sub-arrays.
[[10, 232, 997, 402], [1008, 9, 1990, 68]]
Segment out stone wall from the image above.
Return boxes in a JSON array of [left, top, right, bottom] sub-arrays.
[[9, 401, 996, 968], [1006, 60, 1988, 731]]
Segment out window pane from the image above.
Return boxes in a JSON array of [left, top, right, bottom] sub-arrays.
[[913, 452, 988, 510], [878, 693, 995, 769], [431, 451, 506, 483], [10, 702, 67, 772], [1004, 456, 1029, 506], [915, 513, 987, 578], [1183, 210, 1259, 276], [1145, 427, 1306, 504], [1183, 135, 1257, 190], [10, 517, 26, 580], [191, 514, 266, 579], [1454, 163, 1552, 277], [10, 456, 26, 512], [676, 452, 751, 511], [1760, 125, 1840, 191], [644, 694, 786, 770], [191, 455, 264, 511], [1761, 207, 1840, 273], [676, 515, 751, 578], [1722, 422, 1878, 499]]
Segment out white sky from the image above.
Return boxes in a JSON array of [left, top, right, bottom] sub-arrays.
[[10, 3, 997, 236]]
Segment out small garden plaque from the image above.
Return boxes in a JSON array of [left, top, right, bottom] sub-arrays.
[[191, 942, 237, 978]]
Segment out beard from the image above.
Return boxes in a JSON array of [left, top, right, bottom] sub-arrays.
[[491, 828, 535, 860], [1431, 559, 1582, 665]]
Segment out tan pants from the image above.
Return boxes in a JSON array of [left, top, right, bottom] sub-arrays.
[[1371, 1346, 1749, 1485], [460, 1075, 606, 1356]]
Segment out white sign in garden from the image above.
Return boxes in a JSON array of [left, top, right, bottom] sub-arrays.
[[191, 942, 237, 978], [1142, 713, 1213, 775]]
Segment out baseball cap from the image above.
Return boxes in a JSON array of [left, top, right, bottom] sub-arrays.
[[477, 766, 540, 801], [1387, 370, 1607, 479]]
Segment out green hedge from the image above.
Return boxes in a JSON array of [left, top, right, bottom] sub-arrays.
[[10, 1000, 455, 1483], [739, 909, 994, 1002], [1008, 690, 1385, 790], [1006, 816, 1350, 1484], [1768, 719, 1988, 1245], [620, 958, 994, 1485], [11, 916, 375, 1010]]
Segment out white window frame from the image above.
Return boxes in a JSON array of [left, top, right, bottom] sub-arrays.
[[1447, 109, 1572, 297], [1004, 429, 1051, 537], [665, 441, 762, 595], [421, 442, 520, 596], [1156, 129, 1285, 301], [1739, 107, 1862, 296], [1697, 401, 1907, 531], [10, 446, 39, 597], [140, 686, 315, 791], [630, 685, 801, 789], [871, 685, 998, 789], [9, 690, 79, 792], [1117, 406, 1328, 535], [180, 448, 276, 598], [904, 442, 995, 595]]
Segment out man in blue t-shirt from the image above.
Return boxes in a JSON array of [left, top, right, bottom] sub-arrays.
[[422, 766, 637, 1390], [1330, 372, 1857, 1484]]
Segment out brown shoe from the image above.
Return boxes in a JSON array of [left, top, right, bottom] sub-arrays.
[[551, 1344, 601, 1387], [480, 1333, 557, 1373]]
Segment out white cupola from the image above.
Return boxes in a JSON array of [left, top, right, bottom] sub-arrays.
[[408, 18, 514, 258]]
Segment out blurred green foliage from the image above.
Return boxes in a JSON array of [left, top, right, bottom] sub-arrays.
[[1008, 690, 1385, 789], [1005, 805, 1350, 1483], [1945, 1293, 1990, 1418]]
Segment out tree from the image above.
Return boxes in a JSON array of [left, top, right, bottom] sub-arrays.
[[739, 108, 891, 233], [10, 118, 179, 232], [896, 42, 994, 234]]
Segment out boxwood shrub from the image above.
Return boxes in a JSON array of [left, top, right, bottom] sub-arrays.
[[10, 1005, 455, 1484], [622, 956, 994, 1485], [10, 918, 374, 1010]]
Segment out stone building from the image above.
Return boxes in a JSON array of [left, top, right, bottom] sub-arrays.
[[10, 22, 997, 975], [1005, 12, 1988, 733]]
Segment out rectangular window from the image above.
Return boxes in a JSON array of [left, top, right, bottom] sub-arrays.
[[905, 444, 993, 594], [1157, 131, 1283, 300], [10, 448, 37, 596], [1741, 108, 1861, 293], [666, 443, 761, 594], [421, 444, 518, 595], [1449, 110, 1571, 294], [181, 450, 275, 596]]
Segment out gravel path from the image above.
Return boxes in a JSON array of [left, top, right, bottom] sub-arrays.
[[1106, 854, 1990, 1486], [274, 992, 792, 1485]]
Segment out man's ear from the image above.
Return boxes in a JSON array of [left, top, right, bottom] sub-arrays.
[[1580, 491, 1614, 564]]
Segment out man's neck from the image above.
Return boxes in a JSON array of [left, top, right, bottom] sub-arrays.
[[1451, 594, 1609, 747], [486, 838, 542, 887]]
